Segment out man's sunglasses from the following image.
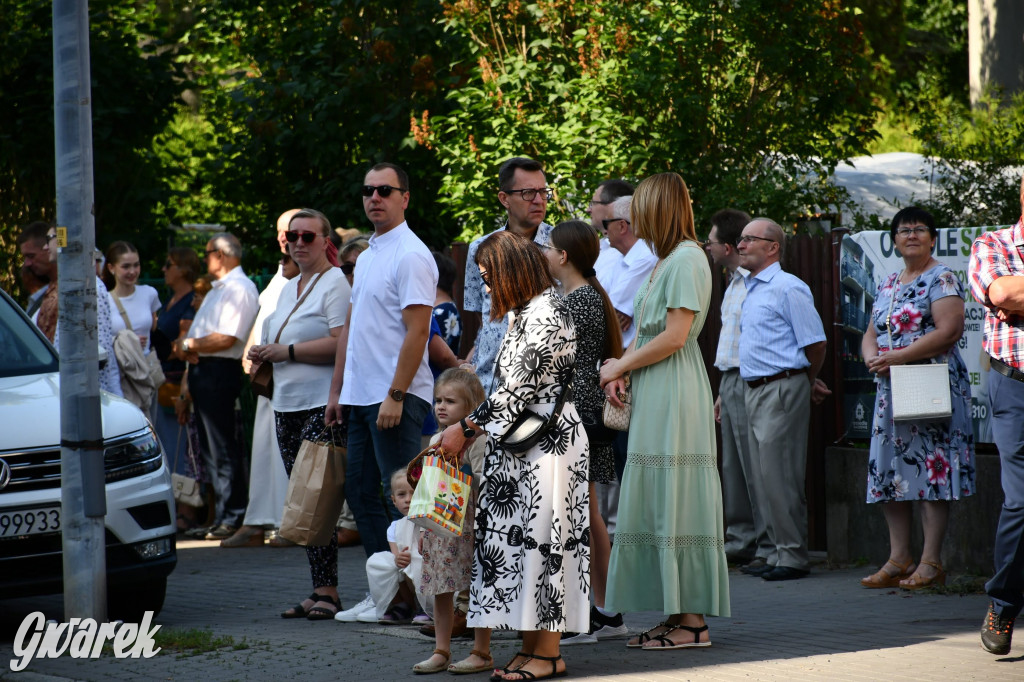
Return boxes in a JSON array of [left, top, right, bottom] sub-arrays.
[[285, 231, 318, 244], [341, 263, 355, 275], [362, 185, 406, 198]]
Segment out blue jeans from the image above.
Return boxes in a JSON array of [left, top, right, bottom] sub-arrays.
[[985, 369, 1024, 618], [345, 396, 429, 556]]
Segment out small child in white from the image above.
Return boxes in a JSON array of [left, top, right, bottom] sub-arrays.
[[363, 469, 430, 623]]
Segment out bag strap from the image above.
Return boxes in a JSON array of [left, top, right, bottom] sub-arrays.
[[184, 424, 200, 473], [111, 292, 133, 331], [885, 271, 903, 350], [271, 267, 330, 344]]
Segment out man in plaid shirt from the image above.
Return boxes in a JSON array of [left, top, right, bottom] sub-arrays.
[[968, 175, 1024, 656]]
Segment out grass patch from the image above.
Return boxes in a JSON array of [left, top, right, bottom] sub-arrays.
[[149, 628, 264, 657]]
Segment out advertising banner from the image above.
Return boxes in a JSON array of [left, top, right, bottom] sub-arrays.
[[839, 227, 1007, 444]]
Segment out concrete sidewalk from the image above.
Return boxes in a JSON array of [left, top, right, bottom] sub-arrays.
[[1, 539, 1020, 681]]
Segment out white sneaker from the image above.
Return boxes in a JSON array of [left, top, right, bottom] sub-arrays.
[[335, 594, 375, 622], [356, 607, 381, 623], [560, 631, 597, 646]]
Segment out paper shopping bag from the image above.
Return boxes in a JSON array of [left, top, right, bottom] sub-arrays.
[[279, 438, 346, 546], [408, 454, 472, 538]]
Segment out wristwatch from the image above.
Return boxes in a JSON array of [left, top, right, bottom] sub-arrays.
[[182, 338, 191, 353], [389, 387, 405, 402], [460, 418, 475, 439]]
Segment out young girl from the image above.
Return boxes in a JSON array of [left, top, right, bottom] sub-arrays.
[[104, 241, 161, 354], [413, 368, 492, 675]]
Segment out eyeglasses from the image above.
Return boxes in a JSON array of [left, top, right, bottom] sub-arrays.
[[601, 218, 628, 231], [480, 271, 491, 287], [340, 262, 355, 275], [739, 235, 777, 244], [703, 239, 724, 248], [505, 187, 553, 202], [895, 226, 930, 237], [361, 184, 407, 198], [588, 199, 612, 209], [204, 248, 220, 257], [285, 230, 318, 244], [539, 243, 558, 251], [46, 232, 57, 241]]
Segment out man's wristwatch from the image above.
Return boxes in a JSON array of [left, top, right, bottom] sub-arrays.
[[389, 387, 405, 402], [182, 338, 191, 353], [460, 418, 475, 439]]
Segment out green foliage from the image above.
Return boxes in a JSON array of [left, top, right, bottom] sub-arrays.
[[0, 0, 183, 294], [426, 0, 880, 239], [913, 90, 1024, 227]]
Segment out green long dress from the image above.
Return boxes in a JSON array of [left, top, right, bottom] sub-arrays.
[[605, 241, 731, 617]]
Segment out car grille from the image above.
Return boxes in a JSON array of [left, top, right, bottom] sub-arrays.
[[0, 446, 61, 493]]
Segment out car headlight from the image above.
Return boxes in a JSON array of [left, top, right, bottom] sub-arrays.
[[104, 427, 163, 483]]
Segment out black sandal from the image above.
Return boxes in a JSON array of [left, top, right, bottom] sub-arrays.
[[280, 592, 320, 619], [626, 621, 674, 648], [306, 593, 341, 620], [500, 654, 567, 680], [489, 651, 529, 682], [643, 624, 711, 650]]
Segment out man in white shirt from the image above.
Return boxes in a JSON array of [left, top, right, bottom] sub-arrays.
[[598, 195, 659, 352], [705, 208, 768, 566], [590, 179, 633, 302], [326, 162, 437, 556], [175, 232, 259, 540], [459, 157, 554, 392]]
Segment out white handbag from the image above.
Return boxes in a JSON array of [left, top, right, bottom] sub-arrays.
[[885, 273, 953, 421]]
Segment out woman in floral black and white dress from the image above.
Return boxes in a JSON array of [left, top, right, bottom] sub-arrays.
[[440, 231, 589, 681]]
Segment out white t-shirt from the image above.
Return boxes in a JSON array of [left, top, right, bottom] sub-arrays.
[[340, 222, 438, 406], [264, 267, 350, 412], [111, 285, 161, 354], [187, 266, 259, 359]]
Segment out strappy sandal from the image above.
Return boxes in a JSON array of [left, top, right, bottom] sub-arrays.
[[412, 648, 451, 674], [899, 560, 946, 590], [281, 592, 320, 619], [642, 624, 711, 650], [500, 653, 567, 680], [626, 621, 674, 648], [860, 558, 916, 588], [490, 651, 529, 682], [449, 649, 494, 674], [306, 593, 341, 620]]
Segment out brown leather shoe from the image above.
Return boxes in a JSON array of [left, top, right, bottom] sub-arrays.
[[336, 527, 362, 547], [421, 609, 472, 638]]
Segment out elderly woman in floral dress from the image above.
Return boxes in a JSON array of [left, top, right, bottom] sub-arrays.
[[860, 207, 975, 590]]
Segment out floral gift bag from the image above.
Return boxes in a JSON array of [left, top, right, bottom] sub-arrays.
[[408, 452, 472, 538]]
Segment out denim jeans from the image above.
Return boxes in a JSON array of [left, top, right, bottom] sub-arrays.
[[985, 369, 1024, 618], [345, 396, 429, 556]]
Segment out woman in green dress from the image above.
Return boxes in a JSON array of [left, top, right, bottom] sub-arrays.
[[599, 172, 730, 649]]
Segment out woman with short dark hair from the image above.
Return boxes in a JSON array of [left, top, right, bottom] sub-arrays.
[[440, 230, 589, 680]]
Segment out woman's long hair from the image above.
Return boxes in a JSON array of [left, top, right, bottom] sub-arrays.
[[550, 220, 623, 360], [167, 246, 201, 286], [631, 172, 697, 258], [475, 231, 554, 320], [103, 241, 138, 291]]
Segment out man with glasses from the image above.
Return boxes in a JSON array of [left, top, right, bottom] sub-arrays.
[[589, 179, 635, 288], [16, 222, 54, 322], [460, 157, 554, 391], [326, 162, 437, 557], [704, 209, 769, 568], [736, 218, 829, 581], [174, 232, 259, 540]]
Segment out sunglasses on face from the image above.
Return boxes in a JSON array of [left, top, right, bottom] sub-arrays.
[[341, 262, 355, 275], [361, 184, 406, 198], [285, 230, 318, 244], [480, 271, 491, 287]]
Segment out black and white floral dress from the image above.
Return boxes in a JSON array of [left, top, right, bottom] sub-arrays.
[[466, 288, 591, 633]]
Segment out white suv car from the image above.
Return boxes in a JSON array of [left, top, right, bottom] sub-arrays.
[[0, 288, 176, 620]]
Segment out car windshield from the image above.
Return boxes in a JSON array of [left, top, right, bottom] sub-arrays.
[[0, 291, 59, 378]]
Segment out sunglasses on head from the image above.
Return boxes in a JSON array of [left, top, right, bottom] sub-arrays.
[[341, 262, 355, 275], [285, 230, 318, 244], [361, 184, 406, 198]]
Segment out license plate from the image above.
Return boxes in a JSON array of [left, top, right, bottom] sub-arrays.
[[0, 507, 61, 538]]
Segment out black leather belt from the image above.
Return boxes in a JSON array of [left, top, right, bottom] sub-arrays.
[[746, 368, 807, 389], [990, 356, 1024, 383]]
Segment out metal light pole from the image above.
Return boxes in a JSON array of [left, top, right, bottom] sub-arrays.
[[53, 0, 107, 620]]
